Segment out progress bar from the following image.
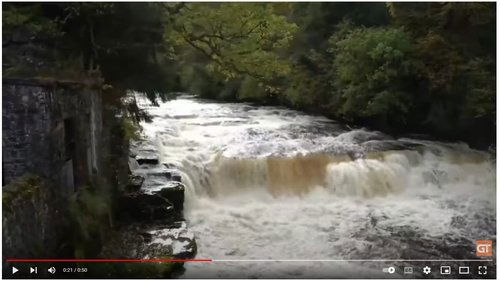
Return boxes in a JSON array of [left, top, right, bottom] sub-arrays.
[[6, 259, 493, 263]]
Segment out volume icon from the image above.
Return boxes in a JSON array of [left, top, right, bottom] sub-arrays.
[[48, 267, 56, 274]]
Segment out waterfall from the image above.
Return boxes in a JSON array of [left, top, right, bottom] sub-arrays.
[[135, 95, 495, 278]]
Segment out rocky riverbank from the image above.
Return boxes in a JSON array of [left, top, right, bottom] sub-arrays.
[[98, 139, 196, 277]]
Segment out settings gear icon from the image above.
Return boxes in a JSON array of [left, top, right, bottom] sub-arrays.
[[422, 266, 431, 275]]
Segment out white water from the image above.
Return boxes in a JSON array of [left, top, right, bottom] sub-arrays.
[[136, 96, 496, 278]]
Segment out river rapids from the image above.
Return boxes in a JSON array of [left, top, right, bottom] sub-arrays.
[[135, 95, 496, 278]]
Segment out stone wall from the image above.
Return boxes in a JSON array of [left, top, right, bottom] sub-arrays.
[[2, 78, 103, 194], [2, 78, 105, 266], [2, 176, 67, 263]]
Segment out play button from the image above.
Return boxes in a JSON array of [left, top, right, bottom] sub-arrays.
[[12, 267, 18, 274]]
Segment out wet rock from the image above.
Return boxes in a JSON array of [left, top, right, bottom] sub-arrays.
[[128, 157, 140, 171], [118, 192, 174, 221], [171, 172, 182, 182], [135, 152, 160, 165], [135, 167, 178, 188], [127, 175, 145, 192], [130, 165, 185, 212], [100, 222, 197, 262], [129, 150, 137, 158], [151, 182, 185, 211], [131, 140, 161, 165], [134, 166, 173, 181], [134, 165, 170, 175], [147, 222, 197, 259], [139, 232, 153, 243], [162, 163, 178, 169], [121, 132, 194, 277], [130, 139, 157, 152]]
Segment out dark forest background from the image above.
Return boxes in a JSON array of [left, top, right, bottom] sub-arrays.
[[3, 2, 496, 148]]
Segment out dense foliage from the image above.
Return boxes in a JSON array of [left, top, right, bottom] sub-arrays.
[[3, 2, 496, 147], [169, 2, 496, 148], [331, 25, 418, 128], [3, 3, 177, 100]]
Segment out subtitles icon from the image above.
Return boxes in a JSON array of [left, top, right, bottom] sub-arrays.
[[404, 267, 413, 274]]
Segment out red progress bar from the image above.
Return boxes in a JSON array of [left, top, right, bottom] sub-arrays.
[[6, 259, 212, 263]]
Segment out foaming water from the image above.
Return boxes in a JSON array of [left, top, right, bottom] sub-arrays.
[[136, 95, 496, 278]]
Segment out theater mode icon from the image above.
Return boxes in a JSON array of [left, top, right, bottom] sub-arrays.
[[459, 266, 470, 274], [476, 240, 493, 256]]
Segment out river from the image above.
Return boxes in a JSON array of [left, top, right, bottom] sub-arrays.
[[136, 95, 495, 278]]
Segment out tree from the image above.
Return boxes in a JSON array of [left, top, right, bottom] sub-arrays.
[[331, 25, 419, 128], [61, 3, 177, 100], [3, 4, 65, 77], [282, 2, 390, 112], [3, 3, 177, 100], [167, 3, 298, 88], [389, 3, 495, 92], [388, 2, 495, 145]]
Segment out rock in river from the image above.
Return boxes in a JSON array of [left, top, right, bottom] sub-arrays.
[[145, 221, 197, 259], [100, 221, 197, 261], [126, 174, 145, 192], [135, 152, 160, 165], [118, 191, 174, 221], [150, 182, 185, 212]]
